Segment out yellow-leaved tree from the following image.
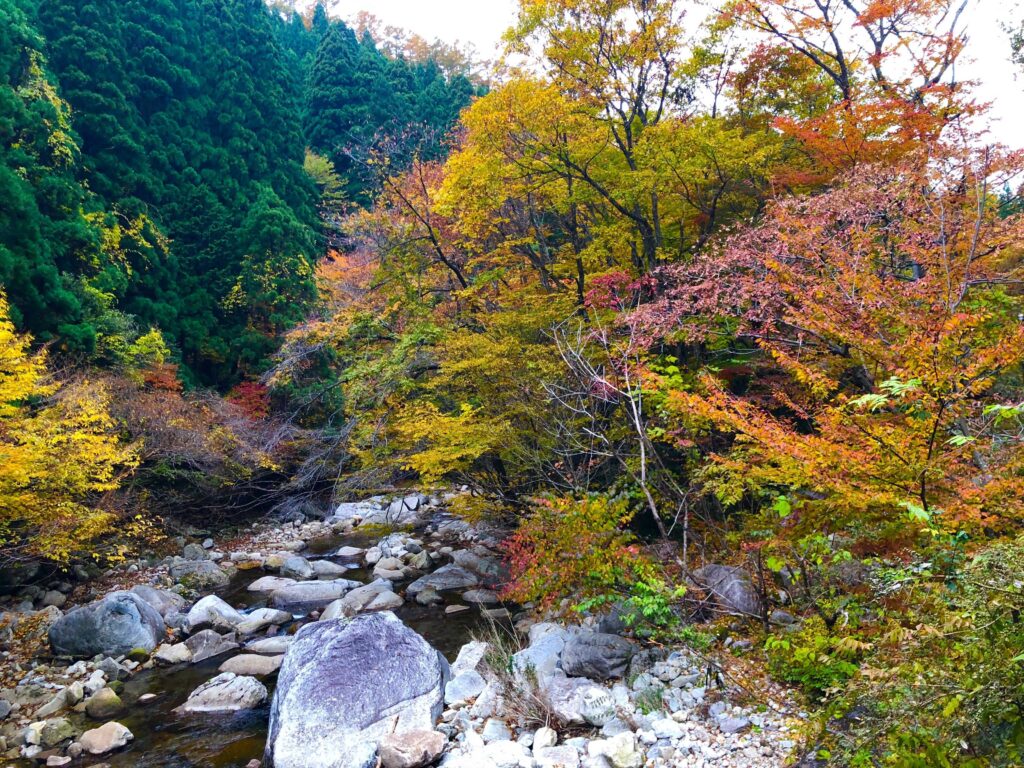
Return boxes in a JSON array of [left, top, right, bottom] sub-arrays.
[[0, 295, 138, 562]]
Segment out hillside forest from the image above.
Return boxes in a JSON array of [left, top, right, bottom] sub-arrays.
[[2, 0, 1024, 763]]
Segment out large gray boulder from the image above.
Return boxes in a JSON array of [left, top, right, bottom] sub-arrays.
[[173, 672, 267, 714], [511, 623, 567, 689], [170, 560, 229, 589], [265, 612, 449, 768], [561, 631, 635, 681], [270, 579, 361, 613], [320, 579, 403, 620], [693, 565, 761, 617], [331, 499, 385, 523], [130, 585, 188, 618], [185, 595, 244, 632], [248, 576, 297, 594], [49, 592, 165, 658], [281, 555, 314, 580], [236, 607, 292, 635], [184, 629, 239, 663], [379, 729, 446, 768], [451, 548, 508, 588], [542, 672, 615, 726], [405, 565, 478, 596]]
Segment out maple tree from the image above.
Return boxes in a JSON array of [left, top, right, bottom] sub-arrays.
[[636, 140, 1024, 541], [722, 0, 975, 182]]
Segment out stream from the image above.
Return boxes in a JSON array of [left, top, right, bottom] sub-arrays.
[[32, 525, 503, 767]]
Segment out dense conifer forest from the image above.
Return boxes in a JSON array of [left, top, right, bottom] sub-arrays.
[[2, 0, 473, 384]]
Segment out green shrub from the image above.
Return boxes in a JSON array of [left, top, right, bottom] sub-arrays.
[[764, 617, 861, 699], [817, 539, 1024, 766]]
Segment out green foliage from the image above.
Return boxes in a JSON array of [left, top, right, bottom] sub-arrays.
[[802, 539, 1024, 766], [764, 617, 862, 699], [578, 569, 687, 638], [33, 0, 321, 384], [302, 15, 473, 203], [1, 0, 323, 384], [634, 684, 666, 715], [620, 575, 687, 632], [0, 0, 105, 346]]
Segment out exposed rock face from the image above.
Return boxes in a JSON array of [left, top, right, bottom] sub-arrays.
[[461, 589, 499, 605], [236, 607, 292, 635], [265, 612, 449, 768], [170, 559, 229, 589], [331, 499, 385, 523], [154, 642, 193, 665], [49, 592, 165, 658], [560, 631, 635, 681], [281, 555, 313, 580], [444, 669, 486, 705], [247, 636, 294, 655], [320, 579, 403, 620], [378, 730, 447, 768], [693, 564, 761, 617], [84, 687, 124, 719], [219, 654, 283, 676], [311, 560, 349, 579], [511, 623, 567, 689], [542, 673, 615, 726], [248, 576, 297, 594], [185, 595, 244, 632], [129, 585, 188, 618], [183, 543, 208, 561], [450, 548, 509, 588], [184, 629, 239, 663], [173, 672, 268, 714]]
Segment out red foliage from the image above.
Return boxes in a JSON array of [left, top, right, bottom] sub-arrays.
[[142, 363, 183, 392], [227, 381, 271, 421], [585, 271, 658, 311]]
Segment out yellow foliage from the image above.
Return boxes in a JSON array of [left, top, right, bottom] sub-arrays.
[[0, 295, 138, 561], [392, 402, 511, 484]]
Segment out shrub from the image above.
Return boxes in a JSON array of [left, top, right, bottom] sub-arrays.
[[812, 538, 1024, 766], [764, 617, 863, 699], [501, 494, 644, 608]]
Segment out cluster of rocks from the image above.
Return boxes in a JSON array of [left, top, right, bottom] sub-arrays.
[[254, 608, 802, 768], [254, 590, 801, 768], [2, 650, 139, 762], [0, 491, 515, 765], [0, 490, 805, 767], [430, 623, 800, 768]]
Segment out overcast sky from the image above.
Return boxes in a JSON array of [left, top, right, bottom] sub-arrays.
[[326, 0, 1022, 146]]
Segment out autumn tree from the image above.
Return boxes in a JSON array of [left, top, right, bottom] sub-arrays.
[[636, 142, 1024, 543], [0, 296, 138, 563], [507, 0, 690, 271], [723, 0, 974, 179]]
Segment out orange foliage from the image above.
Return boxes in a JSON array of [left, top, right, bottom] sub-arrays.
[[646, 142, 1024, 539]]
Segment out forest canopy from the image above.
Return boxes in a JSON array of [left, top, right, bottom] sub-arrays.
[[2, 0, 1024, 764], [1, 0, 473, 385]]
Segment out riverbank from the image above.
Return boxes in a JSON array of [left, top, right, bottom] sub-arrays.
[[0, 492, 808, 767]]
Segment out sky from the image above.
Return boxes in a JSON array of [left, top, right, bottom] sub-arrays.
[[325, 0, 1022, 146]]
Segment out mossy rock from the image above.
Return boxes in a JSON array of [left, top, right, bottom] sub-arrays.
[[126, 647, 150, 663], [85, 687, 124, 719]]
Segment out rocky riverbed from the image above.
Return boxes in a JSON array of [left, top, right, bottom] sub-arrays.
[[0, 492, 807, 768]]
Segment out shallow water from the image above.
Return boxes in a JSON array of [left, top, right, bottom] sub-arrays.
[[29, 526, 507, 767]]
